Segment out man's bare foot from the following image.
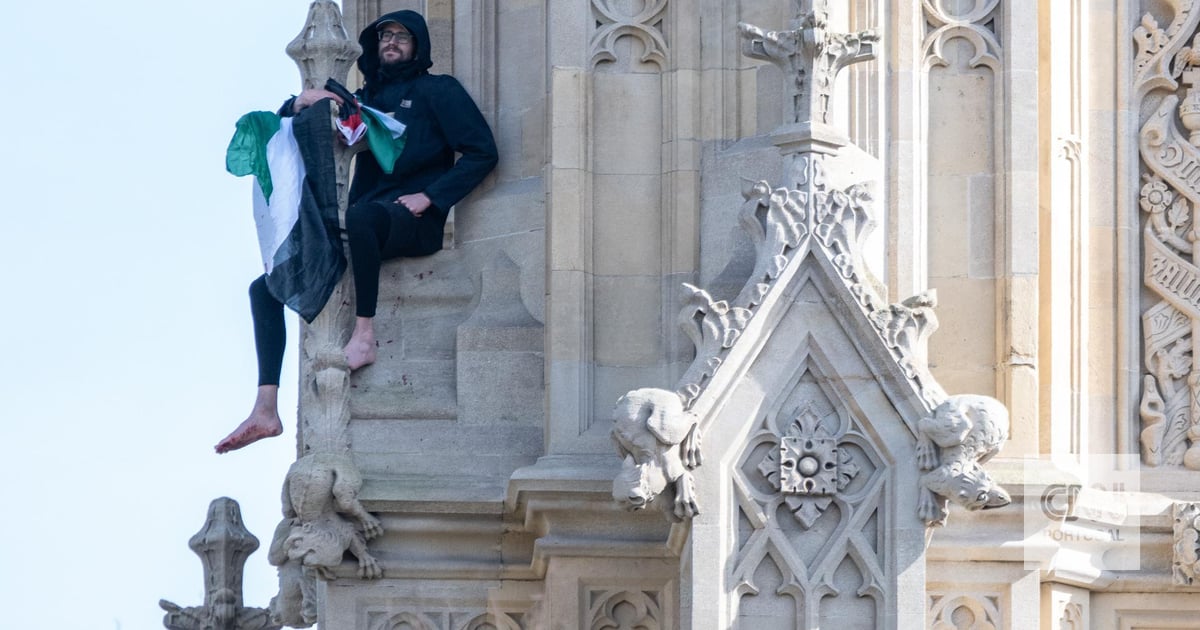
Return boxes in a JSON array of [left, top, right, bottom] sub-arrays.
[[344, 336, 377, 371], [344, 316, 377, 371], [215, 411, 283, 453]]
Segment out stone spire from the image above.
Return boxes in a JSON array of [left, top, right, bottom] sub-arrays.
[[266, 5, 384, 627], [288, 0, 363, 456], [159, 498, 278, 630], [286, 0, 362, 92], [738, 0, 878, 161]]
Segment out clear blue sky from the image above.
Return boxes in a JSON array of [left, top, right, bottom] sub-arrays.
[[0, 2, 328, 627]]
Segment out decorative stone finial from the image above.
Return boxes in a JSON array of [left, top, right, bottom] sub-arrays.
[[270, 7, 384, 627], [160, 498, 279, 630], [738, 0, 878, 157], [286, 0, 362, 90]]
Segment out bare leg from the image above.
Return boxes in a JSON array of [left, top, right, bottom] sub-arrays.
[[215, 385, 284, 453], [343, 316, 377, 371]]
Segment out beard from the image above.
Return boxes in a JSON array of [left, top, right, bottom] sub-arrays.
[[380, 48, 410, 66]]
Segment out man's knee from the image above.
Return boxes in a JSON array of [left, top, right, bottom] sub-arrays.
[[249, 274, 269, 298], [345, 202, 380, 236]]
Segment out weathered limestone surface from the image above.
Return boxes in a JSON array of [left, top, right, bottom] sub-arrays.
[[160, 498, 279, 630], [165, 0, 1200, 627]]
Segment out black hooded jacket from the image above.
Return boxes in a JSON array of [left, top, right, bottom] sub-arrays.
[[349, 10, 497, 213]]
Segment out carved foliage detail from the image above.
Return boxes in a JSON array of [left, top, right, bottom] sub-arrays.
[[591, 0, 668, 68], [1173, 501, 1200, 585], [587, 591, 662, 630], [869, 290, 945, 409], [676, 167, 886, 408], [739, 0, 878, 126], [1136, 0, 1200, 469], [922, 0, 1002, 70]]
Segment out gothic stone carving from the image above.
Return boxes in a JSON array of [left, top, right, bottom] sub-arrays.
[[269, 452, 383, 627], [364, 610, 523, 630], [588, 590, 663, 630], [739, 0, 878, 129], [869, 290, 946, 408], [1136, 0, 1200, 469], [1173, 501, 1200, 585], [922, 0, 1001, 71], [916, 395, 1011, 526], [269, 4, 382, 627], [732, 375, 886, 627], [611, 388, 702, 520], [755, 403, 862, 528], [159, 497, 280, 630], [928, 593, 1002, 630], [590, 0, 668, 69], [676, 283, 752, 403]]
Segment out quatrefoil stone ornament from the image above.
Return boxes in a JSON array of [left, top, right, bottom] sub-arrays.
[[780, 435, 839, 495]]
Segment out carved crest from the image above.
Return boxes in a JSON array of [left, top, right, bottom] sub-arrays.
[[1136, 0, 1200, 469]]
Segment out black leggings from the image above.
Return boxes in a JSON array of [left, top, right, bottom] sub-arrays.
[[249, 275, 286, 386], [249, 199, 443, 385]]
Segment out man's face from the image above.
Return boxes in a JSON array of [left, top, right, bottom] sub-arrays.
[[378, 24, 414, 65]]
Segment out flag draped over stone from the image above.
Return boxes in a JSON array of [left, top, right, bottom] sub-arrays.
[[225, 99, 406, 322]]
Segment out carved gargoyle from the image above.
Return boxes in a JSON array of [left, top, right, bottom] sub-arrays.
[[268, 452, 383, 627], [611, 388, 703, 521], [916, 394, 1011, 526]]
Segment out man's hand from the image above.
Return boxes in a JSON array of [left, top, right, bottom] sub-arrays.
[[292, 89, 343, 114], [395, 193, 432, 217]]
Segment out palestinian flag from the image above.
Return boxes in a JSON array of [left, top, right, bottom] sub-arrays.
[[225, 99, 406, 322], [226, 99, 343, 323]]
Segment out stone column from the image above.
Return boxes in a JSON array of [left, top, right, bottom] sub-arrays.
[[288, 1, 362, 458]]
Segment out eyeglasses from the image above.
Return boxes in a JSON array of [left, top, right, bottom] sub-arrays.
[[378, 31, 413, 44]]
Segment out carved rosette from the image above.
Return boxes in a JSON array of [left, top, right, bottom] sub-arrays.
[[1173, 501, 1200, 585], [731, 375, 885, 624], [755, 404, 861, 528], [1135, 1, 1200, 469]]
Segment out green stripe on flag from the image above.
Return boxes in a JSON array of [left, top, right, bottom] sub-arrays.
[[226, 111, 282, 201], [362, 108, 407, 175]]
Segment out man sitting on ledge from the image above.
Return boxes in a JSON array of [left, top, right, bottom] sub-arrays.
[[216, 10, 498, 453]]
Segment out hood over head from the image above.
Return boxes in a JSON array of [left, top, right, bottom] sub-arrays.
[[357, 10, 433, 86]]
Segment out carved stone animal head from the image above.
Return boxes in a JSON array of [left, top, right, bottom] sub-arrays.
[[284, 521, 352, 569], [610, 388, 695, 513], [945, 462, 1011, 511], [613, 453, 669, 510]]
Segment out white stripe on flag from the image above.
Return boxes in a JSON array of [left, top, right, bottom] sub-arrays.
[[363, 105, 406, 138], [252, 118, 305, 274]]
